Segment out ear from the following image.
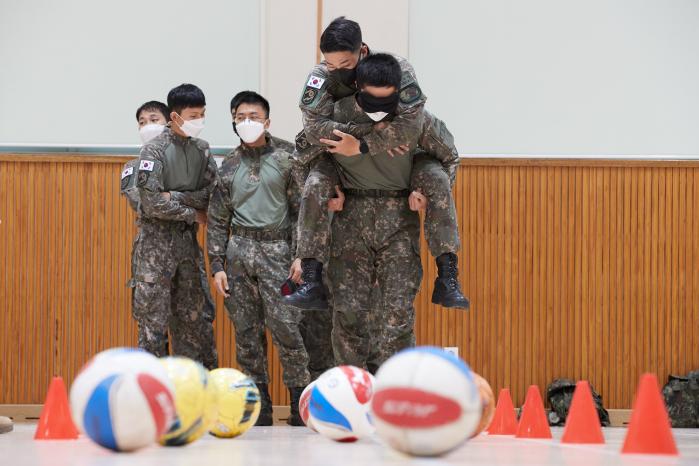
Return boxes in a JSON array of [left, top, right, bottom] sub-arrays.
[[264, 118, 271, 130], [360, 44, 369, 58], [170, 111, 182, 126]]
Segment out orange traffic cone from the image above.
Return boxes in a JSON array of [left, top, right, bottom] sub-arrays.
[[487, 388, 518, 435], [561, 381, 605, 444], [34, 377, 79, 440], [622, 373, 678, 455], [516, 385, 552, 439]]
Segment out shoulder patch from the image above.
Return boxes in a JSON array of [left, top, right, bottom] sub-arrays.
[[307, 75, 326, 89], [121, 166, 134, 179], [399, 83, 422, 105], [137, 171, 150, 187], [139, 160, 155, 172], [301, 87, 319, 106]]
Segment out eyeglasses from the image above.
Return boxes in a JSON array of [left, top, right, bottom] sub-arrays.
[[234, 114, 267, 124]]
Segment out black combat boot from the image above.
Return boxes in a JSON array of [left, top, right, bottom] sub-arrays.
[[255, 383, 273, 426], [287, 387, 306, 426], [432, 253, 470, 310], [283, 259, 328, 310]]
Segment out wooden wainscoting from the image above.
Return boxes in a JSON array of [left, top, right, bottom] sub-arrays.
[[1, 154, 698, 408]]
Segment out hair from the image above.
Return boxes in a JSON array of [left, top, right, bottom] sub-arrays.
[[356, 53, 401, 89], [319, 16, 362, 54], [230, 91, 270, 118], [167, 83, 206, 114], [135, 100, 170, 122]]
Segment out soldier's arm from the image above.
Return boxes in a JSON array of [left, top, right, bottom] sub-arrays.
[[419, 113, 460, 188], [169, 155, 218, 210], [119, 162, 140, 212], [137, 145, 197, 223], [206, 176, 234, 276], [361, 62, 427, 155], [300, 69, 371, 146]]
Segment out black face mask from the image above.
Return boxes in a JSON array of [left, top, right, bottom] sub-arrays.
[[356, 91, 400, 114], [330, 66, 357, 87]]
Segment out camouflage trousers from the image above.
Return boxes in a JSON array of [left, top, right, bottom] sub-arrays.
[[299, 293, 335, 381], [224, 234, 310, 388], [295, 153, 460, 263], [131, 220, 218, 369], [328, 195, 422, 369]]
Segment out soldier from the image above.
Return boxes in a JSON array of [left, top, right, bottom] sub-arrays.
[[310, 53, 426, 368], [207, 91, 310, 426], [121, 100, 218, 369], [132, 83, 217, 370], [285, 17, 468, 312]]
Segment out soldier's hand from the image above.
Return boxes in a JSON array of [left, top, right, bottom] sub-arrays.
[[161, 191, 172, 201], [409, 190, 427, 211], [388, 144, 410, 157], [328, 185, 345, 212], [195, 210, 207, 224], [213, 271, 230, 298], [320, 130, 361, 157], [288, 258, 303, 284]]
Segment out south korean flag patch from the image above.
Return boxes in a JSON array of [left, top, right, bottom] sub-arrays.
[[306, 75, 325, 89], [120, 166, 134, 190], [139, 160, 155, 172]]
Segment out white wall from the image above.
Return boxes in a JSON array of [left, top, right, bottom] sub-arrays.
[[0, 0, 260, 147], [409, 0, 699, 155], [3, 0, 698, 155]]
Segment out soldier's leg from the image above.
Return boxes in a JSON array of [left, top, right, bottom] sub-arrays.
[[365, 281, 383, 375], [284, 155, 339, 310], [411, 153, 469, 309], [131, 223, 174, 357], [169, 233, 218, 369], [225, 236, 269, 384], [327, 197, 375, 368], [300, 301, 335, 380], [224, 235, 272, 425], [374, 199, 422, 364], [256, 238, 310, 426]]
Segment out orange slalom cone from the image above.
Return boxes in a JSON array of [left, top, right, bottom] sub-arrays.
[[487, 388, 518, 435], [516, 385, 552, 439], [561, 381, 605, 444], [621, 373, 678, 455], [34, 377, 79, 440]]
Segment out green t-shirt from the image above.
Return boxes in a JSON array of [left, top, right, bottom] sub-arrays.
[[331, 96, 414, 190]]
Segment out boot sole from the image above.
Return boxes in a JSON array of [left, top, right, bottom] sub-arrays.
[[432, 297, 470, 310]]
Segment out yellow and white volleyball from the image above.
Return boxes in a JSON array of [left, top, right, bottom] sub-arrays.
[[159, 357, 217, 446], [209, 368, 261, 438]]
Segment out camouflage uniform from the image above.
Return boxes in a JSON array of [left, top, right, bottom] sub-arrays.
[[207, 134, 310, 388], [323, 101, 423, 368], [121, 155, 218, 369], [132, 127, 218, 369], [295, 49, 460, 263]]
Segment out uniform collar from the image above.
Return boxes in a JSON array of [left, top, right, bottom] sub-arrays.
[[239, 132, 273, 157], [165, 126, 191, 145]]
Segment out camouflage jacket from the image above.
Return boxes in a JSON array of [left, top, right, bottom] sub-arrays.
[[207, 134, 301, 275], [298, 47, 426, 162], [136, 127, 218, 225]]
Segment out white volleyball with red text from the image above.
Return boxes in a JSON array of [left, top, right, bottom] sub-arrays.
[[371, 347, 481, 456]]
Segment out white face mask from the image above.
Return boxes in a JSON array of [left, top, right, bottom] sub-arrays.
[[236, 119, 266, 144], [139, 123, 165, 144], [365, 111, 388, 122], [179, 117, 205, 138]]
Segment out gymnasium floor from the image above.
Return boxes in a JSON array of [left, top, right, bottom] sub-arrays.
[[4, 423, 698, 466]]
